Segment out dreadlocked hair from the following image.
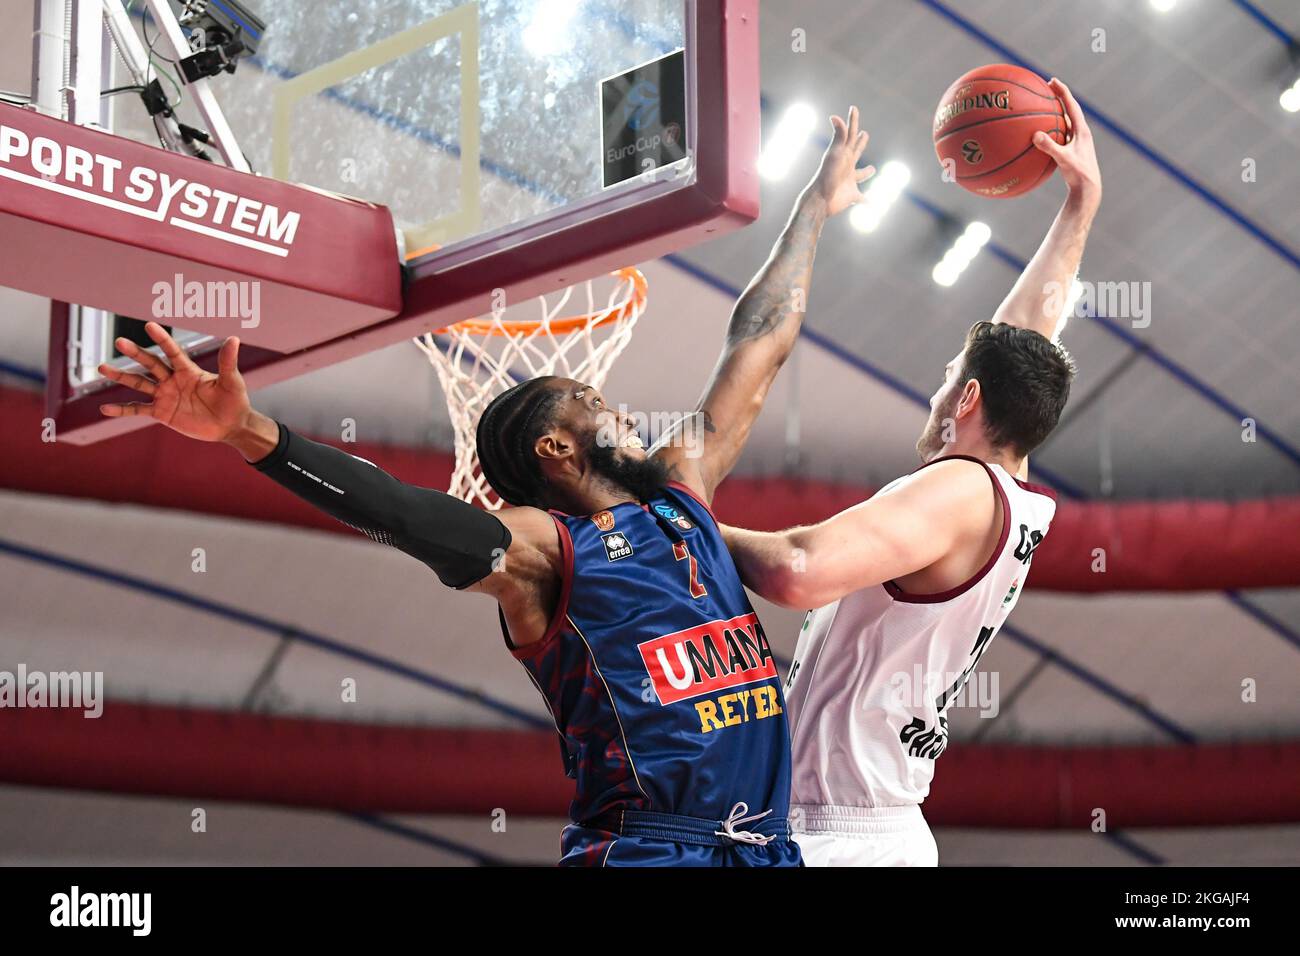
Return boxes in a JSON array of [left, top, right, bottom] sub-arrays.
[[475, 376, 565, 508]]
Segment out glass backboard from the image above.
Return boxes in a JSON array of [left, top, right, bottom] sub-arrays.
[[35, 0, 759, 442], [224, 0, 693, 260]]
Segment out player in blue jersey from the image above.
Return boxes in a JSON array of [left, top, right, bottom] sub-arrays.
[[97, 108, 875, 866]]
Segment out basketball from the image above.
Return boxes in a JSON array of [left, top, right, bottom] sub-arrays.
[[934, 64, 1068, 198]]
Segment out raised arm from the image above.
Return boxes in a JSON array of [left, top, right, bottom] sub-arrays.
[[723, 460, 993, 609], [98, 323, 561, 644], [991, 79, 1102, 340], [654, 107, 875, 501]]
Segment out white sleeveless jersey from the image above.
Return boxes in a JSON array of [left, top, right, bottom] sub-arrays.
[[784, 457, 1056, 810]]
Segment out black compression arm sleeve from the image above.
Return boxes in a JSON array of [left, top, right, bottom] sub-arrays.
[[250, 423, 512, 589]]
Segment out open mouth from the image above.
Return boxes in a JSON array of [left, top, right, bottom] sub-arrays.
[[621, 434, 645, 450]]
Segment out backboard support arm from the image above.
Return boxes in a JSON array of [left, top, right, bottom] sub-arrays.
[[33, 0, 249, 170]]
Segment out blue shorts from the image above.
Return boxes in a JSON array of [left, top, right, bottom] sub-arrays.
[[558, 810, 802, 867]]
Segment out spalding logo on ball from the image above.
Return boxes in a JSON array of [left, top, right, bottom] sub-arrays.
[[934, 64, 1068, 198]]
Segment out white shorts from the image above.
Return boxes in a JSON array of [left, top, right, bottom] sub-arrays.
[[792, 804, 938, 867]]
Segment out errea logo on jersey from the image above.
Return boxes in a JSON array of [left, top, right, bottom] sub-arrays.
[[602, 532, 634, 561], [638, 613, 777, 705]]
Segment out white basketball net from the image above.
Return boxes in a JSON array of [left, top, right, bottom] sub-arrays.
[[414, 268, 647, 510]]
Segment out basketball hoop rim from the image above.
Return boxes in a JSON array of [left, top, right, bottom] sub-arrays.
[[430, 267, 648, 336]]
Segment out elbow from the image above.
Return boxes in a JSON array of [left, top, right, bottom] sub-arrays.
[[753, 531, 865, 610], [733, 530, 827, 610], [758, 560, 820, 611]]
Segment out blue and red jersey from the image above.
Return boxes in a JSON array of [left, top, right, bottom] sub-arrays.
[[510, 483, 794, 861]]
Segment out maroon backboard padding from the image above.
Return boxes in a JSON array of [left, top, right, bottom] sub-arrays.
[[2, 701, 1297, 827], [30, 0, 763, 445], [0, 101, 402, 356], [3, 384, 1300, 593]]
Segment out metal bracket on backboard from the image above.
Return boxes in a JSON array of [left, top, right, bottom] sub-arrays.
[[33, 0, 251, 169], [31, 0, 246, 397]]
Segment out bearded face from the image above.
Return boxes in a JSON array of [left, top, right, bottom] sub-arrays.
[[583, 431, 671, 502]]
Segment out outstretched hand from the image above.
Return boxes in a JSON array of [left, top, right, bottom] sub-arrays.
[[1033, 78, 1102, 203], [99, 322, 252, 442], [810, 105, 876, 217]]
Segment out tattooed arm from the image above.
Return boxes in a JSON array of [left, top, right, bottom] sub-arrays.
[[653, 106, 876, 503]]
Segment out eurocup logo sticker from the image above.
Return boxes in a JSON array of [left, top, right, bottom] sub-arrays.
[[624, 80, 661, 131], [601, 48, 687, 188]]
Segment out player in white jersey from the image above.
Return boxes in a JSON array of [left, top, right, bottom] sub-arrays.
[[722, 79, 1102, 866]]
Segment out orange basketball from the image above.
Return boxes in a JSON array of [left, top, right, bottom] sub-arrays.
[[933, 64, 1067, 199]]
